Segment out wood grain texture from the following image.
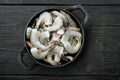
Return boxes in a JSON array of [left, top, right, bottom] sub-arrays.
[[0, 0, 120, 5], [0, 5, 120, 77], [0, 76, 119, 80]]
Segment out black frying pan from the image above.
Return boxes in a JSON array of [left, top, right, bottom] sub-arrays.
[[17, 5, 89, 70]]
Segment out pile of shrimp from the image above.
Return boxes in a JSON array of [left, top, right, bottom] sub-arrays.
[[26, 10, 82, 66]]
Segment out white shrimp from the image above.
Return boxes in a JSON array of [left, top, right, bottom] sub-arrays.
[[30, 44, 55, 59], [30, 29, 54, 50], [45, 52, 58, 66], [51, 10, 68, 26], [39, 31, 50, 45], [35, 12, 52, 29], [26, 41, 55, 59], [44, 16, 63, 31], [53, 46, 64, 63], [51, 32, 61, 42], [26, 27, 32, 39], [61, 30, 82, 54], [60, 10, 77, 27], [57, 27, 65, 35]]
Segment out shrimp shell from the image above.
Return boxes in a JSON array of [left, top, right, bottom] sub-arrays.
[[26, 27, 32, 39], [35, 12, 52, 29], [61, 30, 82, 54], [44, 16, 63, 31]]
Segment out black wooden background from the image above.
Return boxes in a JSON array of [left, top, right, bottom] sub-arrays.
[[0, 0, 120, 80]]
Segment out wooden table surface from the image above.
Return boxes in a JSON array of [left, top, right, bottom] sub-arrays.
[[0, 0, 120, 80]]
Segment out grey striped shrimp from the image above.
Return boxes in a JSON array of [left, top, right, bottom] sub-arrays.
[[61, 30, 82, 54], [44, 16, 63, 31], [30, 29, 54, 50], [26, 41, 55, 59], [35, 12, 52, 29], [60, 10, 77, 27], [51, 10, 68, 26], [26, 27, 32, 39]]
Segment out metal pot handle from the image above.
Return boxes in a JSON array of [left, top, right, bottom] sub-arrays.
[[17, 47, 36, 70], [64, 5, 89, 25]]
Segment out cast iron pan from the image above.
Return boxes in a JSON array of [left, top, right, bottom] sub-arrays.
[[17, 5, 89, 70]]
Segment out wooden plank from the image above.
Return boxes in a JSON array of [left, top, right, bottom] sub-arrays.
[[0, 5, 120, 76], [0, 0, 120, 5], [0, 76, 118, 80]]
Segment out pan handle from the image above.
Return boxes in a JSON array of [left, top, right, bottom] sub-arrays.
[[17, 47, 36, 70], [64, 5, 89, 25]]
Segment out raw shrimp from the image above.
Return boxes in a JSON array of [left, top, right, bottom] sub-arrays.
[[62, 56, 74, 61], [26, 41, 55, 59], [44, 16, 63, 31], [51, 32, 61, 42], [30, 44, 55, 59], [30, 29, 54, 50], [39, 31, 50, 45], [26, 27, 32, 39], [45, 52, 58, 66], [35, 12, 52, 29], [60, 10, 77, 27], [51, 10, 68, 26], [57, 27, 65, 35], [61, 30, 82, 54], [53, 46, 64, 63]]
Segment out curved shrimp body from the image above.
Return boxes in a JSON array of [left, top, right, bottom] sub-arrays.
[[35, 12, 52, 29], [51, 11, 68, 26], [45, 52, 58, 66], [57, 27, 65, 35], [30, 29, 54, 50], [44, 16, 63, 31], [39, 31, 50, 45], [26, 41, 55, 59], [26, 27, 32, 39], [30, 43, 55, 59], [60, 10, 77, 27], [51, 32, 61, 42], [61, 30, 82, 54], [53, 46, 64, 63]]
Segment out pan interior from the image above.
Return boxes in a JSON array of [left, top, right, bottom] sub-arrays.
[[25, 9, 84, 67]]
